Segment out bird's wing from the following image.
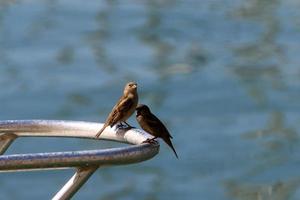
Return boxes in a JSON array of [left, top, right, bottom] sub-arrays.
[[107, 96, 135, 126], [145, 113, 173, 138]]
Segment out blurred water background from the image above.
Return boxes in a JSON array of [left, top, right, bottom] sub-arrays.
[[1, 0, 300, 199]]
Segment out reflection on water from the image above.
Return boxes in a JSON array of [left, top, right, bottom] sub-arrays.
[[1, 0, 300, 199], [86, 0, 117, 73], [27, 0, 59, 40], [138, 0, 175, 79], [226, 111, 300, 200], [225, 179, 300, 200], [224, 0, 300, 199], [231, 0, 284, 106]]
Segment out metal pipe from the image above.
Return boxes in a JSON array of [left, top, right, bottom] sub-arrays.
[[52, 166, 98, 200], [0, 133, 17, 155], [0, 120, 154, 144], [0, 120, 159, 199], [0, 143, 158, 171]]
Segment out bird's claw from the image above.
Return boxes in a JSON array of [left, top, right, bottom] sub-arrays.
[[142, 138, 157, 144], [116, 124, 127, 129], [116, 123, 135, 130]]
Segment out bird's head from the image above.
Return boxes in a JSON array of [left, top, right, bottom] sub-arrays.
[[124, 81, 137, 95], [136, 104, 151, 116]]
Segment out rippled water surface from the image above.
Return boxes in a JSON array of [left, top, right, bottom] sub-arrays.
[[1, 0, 300, 199]]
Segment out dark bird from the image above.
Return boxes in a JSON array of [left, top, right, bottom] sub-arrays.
[[95, 82, 138, 138], [136, 104, 178, 158]]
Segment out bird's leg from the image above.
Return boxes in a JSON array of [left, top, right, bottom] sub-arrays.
[[116, 122, 126, 129], [142, 137, 158, 144], [116, 122, 135, 129], [124, 121, 135, 129]]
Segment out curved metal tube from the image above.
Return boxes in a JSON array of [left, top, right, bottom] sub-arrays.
[[0, 120, 159, 171], [0, 120, 159, 200]]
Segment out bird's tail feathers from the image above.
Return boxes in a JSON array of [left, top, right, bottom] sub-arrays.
[[95, 125, 107, 138], [163, 137, 178, 159]]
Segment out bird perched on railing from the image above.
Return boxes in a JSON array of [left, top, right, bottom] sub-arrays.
[[136, 104, 178, 158], [95, 82, 138, 138]]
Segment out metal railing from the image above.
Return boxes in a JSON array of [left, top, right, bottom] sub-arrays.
[[0, 120, 159, 200]]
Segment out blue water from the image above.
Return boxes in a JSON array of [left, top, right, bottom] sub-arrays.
[[1, 0, 300, 199]]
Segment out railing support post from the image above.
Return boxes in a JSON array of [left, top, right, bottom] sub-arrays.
[[52, 166, 99, 200], [0, 133, 17, 155]]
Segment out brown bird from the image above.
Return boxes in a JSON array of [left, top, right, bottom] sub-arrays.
[[95, 82, 138, 138], [136, 104, 178, 158]]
